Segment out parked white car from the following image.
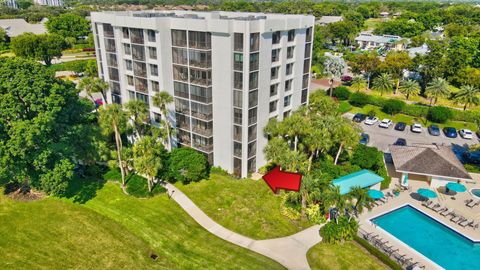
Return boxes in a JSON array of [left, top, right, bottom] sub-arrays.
[[379, 119, 393, 128], [364, 116, 379, 125], [460, 129, 473, 139], [411, 123, 422, 133]]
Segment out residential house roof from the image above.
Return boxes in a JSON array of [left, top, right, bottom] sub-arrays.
[[355, 33, 402, 44], [407, 43, 429, 57], [332, 169, 384, 195], [389, 145, 472, 180], [0, 19, 47, 37], [315, 16, 343, 25]]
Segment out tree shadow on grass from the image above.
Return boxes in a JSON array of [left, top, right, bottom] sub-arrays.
[[64, 166, 107, 204]]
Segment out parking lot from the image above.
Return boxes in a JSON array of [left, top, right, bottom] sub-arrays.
[[346, 113, 480, 152]]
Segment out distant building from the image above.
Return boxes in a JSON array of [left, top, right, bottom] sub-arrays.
[[0, 18, 47, 37], [34, 0, 63, 6], [355, 32, 406, 51], [3, 0, 18, 9], [407, 43, 429, 58], [315, 16, 343, 26], [379, 12, 389, 18]]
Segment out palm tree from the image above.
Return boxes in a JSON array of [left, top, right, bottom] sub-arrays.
[[98, 104, 128, 187], [125, 100, 149, 140], [323, 55, 346, 97], [372, 73, 394, 96], [152, 91, 173, 150], [453, 85, 480, 110], [351, 76, 367, 92], [133, 136, 165, 192], [348, 186, 372, 214], [77, 77, 109, 106], [333, 119, 360, 165], [399, 79, 420, 100], [425, 78, 450, 106]]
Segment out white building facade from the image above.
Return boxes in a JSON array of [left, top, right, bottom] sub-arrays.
[[34, 0, 63, 6], [91, 11, 314, 177]]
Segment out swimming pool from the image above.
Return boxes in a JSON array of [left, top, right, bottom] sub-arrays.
[[371, 205, 480, 270]]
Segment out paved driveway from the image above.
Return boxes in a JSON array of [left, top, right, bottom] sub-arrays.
[[357, 120, 479, 153]]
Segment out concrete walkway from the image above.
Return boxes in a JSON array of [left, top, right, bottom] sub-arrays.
[[163, 183, 322, 270]]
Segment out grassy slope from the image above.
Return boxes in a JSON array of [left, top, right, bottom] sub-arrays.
[[307, 242, 386, 270], [175, 172, 311, 240], [0, 184, 284, 270]]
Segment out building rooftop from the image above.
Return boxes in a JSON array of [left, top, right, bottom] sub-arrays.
[[332, 169, 384, 195], [0, 18, 47, 37], [389, 145, 472, 180], [315, 16, 343, 25], [407, 43, 429, 57], [355, 33, 402, 44]]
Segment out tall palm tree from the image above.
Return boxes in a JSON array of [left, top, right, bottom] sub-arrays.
[[348, 186, 372, 214], [372, 73, 394, 96], [399, 79, 420, 100], [77, 76, 109, 106], [425, 77, 450, 106], [453, 85, 480, 111], [152, 91, 173, 150], [133, 136, 165, 192], [333, 119, 360, 165], [98, 104, 128, 187], [351, 76, 367, 92], [323, 55, 346, 97], [125, 100, 149, 140]]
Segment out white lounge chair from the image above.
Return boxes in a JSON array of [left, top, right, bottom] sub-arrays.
[[459, 219, 474, 227], [440, 208, 453, 216], [434, 206, 446, 213], [428, 203, 439, 210], [469, 221, 479, 229], [422, 200, 432, 207], [451, 215, 462, 223], [432, 204, 443, 212], [467, 199, 480, 208]]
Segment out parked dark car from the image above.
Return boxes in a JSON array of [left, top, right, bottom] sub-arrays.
[[352, 113, 367, 123], [428, 125, 440, 136], [394, 138, 407, 146], [443, 127, 458, 138], [359, 133, 370, 145], [341, 75, 353, 82], [394, 122, 406, 131], [462, 151, 480, 165]]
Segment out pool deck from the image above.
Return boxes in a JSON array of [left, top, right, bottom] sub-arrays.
[[358, 179, 480, 270]]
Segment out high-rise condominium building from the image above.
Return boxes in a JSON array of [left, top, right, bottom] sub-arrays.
[[34, 0, 63, 6], [91, 11, 314, 178]]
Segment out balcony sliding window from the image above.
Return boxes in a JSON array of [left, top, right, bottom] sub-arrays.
[[233, 90, 242, 108], [233, 125, 242, 141], [249, 72, 258, 90], [190, 85, 212, 104], [191, 102, 212, 121], [302, 74, 309, 89], [190, 68, 211, 86], [126, 75, 134, 86], [103, 24, 114, 37], [248, 124, 257, 142], [172, 47, 188, 65], [234, 53, 243, 71], [233, 158, 242, 177], [234, 108, 242, 125], [172, 30, 187, 47], [248, 157, 256, 173], [174, 81, 189, 99], [130, 28, 144, 44], [108, 67, 119, 81], [249, 53, 259, 70], [136, 92, 149, 105], [133, 61, 147, 77], [188, 31, 211, 49], [134, 77, 148, 93], [132, 44, 145, 61], [248, 108, 257, 125], [301, 89, 308, 104], [123, 43, 131, 55], [105, 39, 116, 52], [272, 31, 281, 44], [192, 134, 213, 153], [178, 129, 191, 144], [234, 72, 243, 89], [192, 118, 213, 137], [303, 59, 310, 74], [304, 43, 311, 58], [234, 33, 243, 52], [175, 98, 190, 115], [110, 81, 121, 95], [234, 142, 242, 157], [249, 33, 259, 51], [248, 90, 258, 108], [189, 50, 211, 68], [106, 53, 117, 67], [247, 141, 256, 158], [176, 114, 190, 130], [173, 65, 188, 82]]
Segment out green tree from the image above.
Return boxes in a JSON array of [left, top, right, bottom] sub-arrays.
[[323, 55, 346, 97], [349, 186, 372, 214], [0, 28, 8, 50], [46, 13, 91, 40], [152, 91, 174, 150], [349, 52, 380, 89], [453, 85, 480, 111], [11, 33, 67, 66], [85, 59, 98, 77], [333, 119, 360, 165], [77, 76, 109, 106], [133, 136, 166, 192], [0, 58, 94, 195], [351, 76, 367, 92], [425, 77, 450, 105], [399, 79, 420, 100], [99, 104, 128, 187], [380, 51, 412, 93], [372, 73, 394, 96], [125, 100, 149, 140], [166, 148, 208, 184]]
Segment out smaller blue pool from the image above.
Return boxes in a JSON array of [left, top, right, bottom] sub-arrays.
[[471, 188, 480, 199], [372, 205, 480, 270]]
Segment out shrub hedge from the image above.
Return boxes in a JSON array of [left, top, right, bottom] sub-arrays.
[[332, 86, 351, 100], [427, 106, 453, 123], [353, 235, 403, 270], [382, 99, 405, 115]]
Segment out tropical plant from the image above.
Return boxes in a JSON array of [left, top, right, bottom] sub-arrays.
[[99, 104, 128, 187], [152, 91, 174, 149], [323, 55, 346, 97], [427, 106, 453, 123], [372, 74, 394, 96], [319, 216, 359, 244], [166, 148, 209, 184], [425, 77, 450, 106], [349, 186, 372, 214], [453, 85, 480, 110], [351, 76, 367, 92], [125, 100, 149, 140], [77, 76, 109, 106], [133, 136, 166, 192], [333, 119, 360, 165], [11, 33, 67, 66], [382, 99, 405, 115], [399, 79, 420, 100]]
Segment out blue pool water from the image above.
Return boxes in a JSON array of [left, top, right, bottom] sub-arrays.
[[372, 205, 480, 270]]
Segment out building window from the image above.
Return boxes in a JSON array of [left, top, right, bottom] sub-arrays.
[[190, 68, 212, 86], [272, 31, 281, 44], [233, 90, 242, 108], [172, 47, 188, 65], [248, 90, 258, 108], [271, 49, 280, 62], [306, 27, 313, 42], [285, 79, 293, 92], [287, 46, 294, 59], [269, 100, 277, 113], [122, 27, 129, 39], [284, 95, 292, 107], [233, 125, 242, 141], [288, 29, 295, 42], [248, 157, 256, 173], [234, 157, 242, 177], [105, 39, 116, 52], [248, 124, 257, 142], [190, 85, 212, 104], [189, 31, 211, 50], [132, 44, 145, 61], [153, 112, 161, 123], [286, 63, 294, 76], [128, 90, 135, 100], [123, 43, 131, 55], [148, 47, 157, 59], [151, 81, 159, 92], [283, 110, 291, 118], [248, 141, 256, 158], [189, 50, 211, 68], [249, 53, 259, 71], [271, 66, 279, 80], [103, 24, 114, 37], [110, 81, 121, 95], [175, 98, 190, 115], [108, 67, 119, 81], [234, 142, 242, 158], [130, 28, 144, 44], [250, 33, 259, 51], [301, 89, 308, 104], [302, 74, 309, 88], [136, 92, 149, 105], [248, 108, 257, 125], [173, 81, 189, 98], [270, 84, 278, 97], [147, 30, 156, 42], [234, 72, 243, 89], [150, 64, 158, 76], [191, 102, 212, 120], [305, 43, 311, 58], [173, 65, 188, 82], [249, 72, 258, 90], [234, 108, 242, 125], [172, 30, 187, 47], [126, 75, 134, 86], [234, 33, 243, 52], [134, 77, 148, 92], [303, 59, 310, 74], [107, 53, 117, 67], [133, 61, 147, 77], [125, 59, 133, 71], [234, 53, 243, 71]]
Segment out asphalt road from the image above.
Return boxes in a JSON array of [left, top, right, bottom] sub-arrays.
[[348, 115, 480, 153]]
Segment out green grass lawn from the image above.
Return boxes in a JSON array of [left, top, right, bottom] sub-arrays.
[[0, 183, 284, 269], [364, 18, 384, 30], [175, 171, 312, 240], [307, 242, 386, 270]]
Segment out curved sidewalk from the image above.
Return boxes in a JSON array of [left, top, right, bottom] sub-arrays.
[[164, 183, 322, 270]]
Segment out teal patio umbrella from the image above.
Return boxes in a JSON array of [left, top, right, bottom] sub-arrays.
[[446, 182, 466, 193], [368, 189, 384, 199], [417, 188, 437, 199]]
